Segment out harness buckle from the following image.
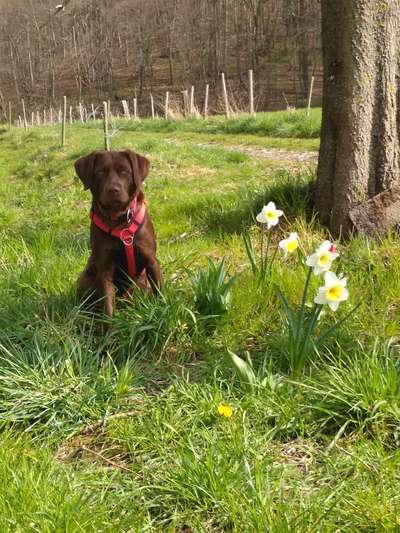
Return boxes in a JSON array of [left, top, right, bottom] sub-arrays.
[[126, 207, 132, 224], [120, 228, 134, 246]]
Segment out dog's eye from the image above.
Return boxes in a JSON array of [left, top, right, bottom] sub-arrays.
[[120, 169, 130, 176]]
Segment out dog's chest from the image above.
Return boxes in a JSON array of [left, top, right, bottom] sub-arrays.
[[111, 240, 144, 292]]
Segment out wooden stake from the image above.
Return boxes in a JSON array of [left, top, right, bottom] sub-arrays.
[[221, 73, 230, 118], [249, 69, 255, 115], [150, 94, 155, 119], [182, 90, 189, 115], [91, 103, 95, 119], [36, 111, 40, 125], [21, 99, 28, 129], [133, 97, 138, 119], [79, 102, 84, 124], [61, 95, 67, 148], [103, 101, 110, 151], [122, 100, 130, 119], [164, 91, 169, 119], [204, 84, 209, 118], [69, 106, 72, 124], [190, 85, 194, 114], [307, 75, 315, 116], [43, 109, 47, 124], [8, 101, 12, 129], [50, 107, 54, 124], [31, 111, 34, 126]]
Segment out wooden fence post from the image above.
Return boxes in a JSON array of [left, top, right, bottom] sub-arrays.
[[21, 99, 28, 129], [79, 102, 84, 123], [164, 91, 169, 119], [306, 75, 315, 116], [69, 106, 72, 124], [8, 101, 12, 129], [190, 85, 194, 115], [121, 100, 130, 119], [182, 90, 189, 115], [61, 95, 67, 148], [103, 101, 110, 151], [133, 97, 138, 119], [150, 94, 155, 119], [204, 84, 209, 119], [221, 73, 230, 118], [248, 69, 255, 115]]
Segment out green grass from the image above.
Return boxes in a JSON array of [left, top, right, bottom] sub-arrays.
[[0, 111, 399, 531], [110, 108, 322, 139]]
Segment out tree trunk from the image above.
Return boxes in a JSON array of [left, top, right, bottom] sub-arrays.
[[316, 0, 400, 236]]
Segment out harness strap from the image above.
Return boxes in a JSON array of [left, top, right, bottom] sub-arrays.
[[90, 199, 146, 280]]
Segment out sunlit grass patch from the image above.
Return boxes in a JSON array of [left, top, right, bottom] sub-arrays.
[[115, 107, 322, 139]]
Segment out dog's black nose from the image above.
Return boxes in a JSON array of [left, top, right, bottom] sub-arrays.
[[107, 184, 122, 195]]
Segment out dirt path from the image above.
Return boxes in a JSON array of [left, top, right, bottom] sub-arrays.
[[198, 142, 318, 164]]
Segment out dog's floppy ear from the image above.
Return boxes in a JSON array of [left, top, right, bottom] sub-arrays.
[[122, 150, 150, 186], [74, 151, 98, 190]]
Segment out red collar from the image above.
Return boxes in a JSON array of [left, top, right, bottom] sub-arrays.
[[90, 198, 147, 280]]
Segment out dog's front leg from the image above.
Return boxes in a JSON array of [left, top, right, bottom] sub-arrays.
[[97, 266, 115, 317], [145, 257, 163, 294]]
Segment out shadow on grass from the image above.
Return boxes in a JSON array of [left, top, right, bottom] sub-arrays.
[[188, 169, 315, 235], [0, 288, 77, 337]]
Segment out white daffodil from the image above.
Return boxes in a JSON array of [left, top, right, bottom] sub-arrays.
[[279, 232, 299, 257], [256, 201, 283, 229], [306, 240, 339, 275], [314, 271, 349, 311]]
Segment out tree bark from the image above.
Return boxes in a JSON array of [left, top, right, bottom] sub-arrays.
[[316, 0, 400, 236]]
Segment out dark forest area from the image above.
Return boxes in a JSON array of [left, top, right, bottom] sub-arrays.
[[0, 0, 321, 118]]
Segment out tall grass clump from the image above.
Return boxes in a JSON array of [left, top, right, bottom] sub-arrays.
[[304, 340, 400, 440], [107, 287, 198, 360], [190, 258, 235, 329], [211, 109, 321, 138], [0, 335, 135, 436]]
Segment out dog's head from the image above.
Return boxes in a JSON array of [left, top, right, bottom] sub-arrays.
[[74, 150, 150, 211]]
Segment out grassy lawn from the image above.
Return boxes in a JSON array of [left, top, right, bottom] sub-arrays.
[[0, 110, 399, 531]]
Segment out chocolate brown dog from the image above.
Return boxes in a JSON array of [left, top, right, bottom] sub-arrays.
[[75, 149, 162, 316]]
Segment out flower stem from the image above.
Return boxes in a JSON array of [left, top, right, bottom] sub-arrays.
[[263, 229, 272, 277], [296, 266, 313, 346], [302, 303, 323, 349], [294, 303, 323, 377], [260, 224, 265, 273]]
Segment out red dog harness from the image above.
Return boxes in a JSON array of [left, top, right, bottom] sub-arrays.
[[91, 198, 146, 280]]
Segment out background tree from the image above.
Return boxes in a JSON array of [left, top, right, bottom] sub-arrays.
[[315, 0, 400, 235], [0, 0, 321, 119]]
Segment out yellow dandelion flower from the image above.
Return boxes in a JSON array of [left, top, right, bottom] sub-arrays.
[[217, 403, 233, 418]]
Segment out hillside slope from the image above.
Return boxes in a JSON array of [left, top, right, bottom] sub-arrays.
[[0, 0, 321, 120]]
